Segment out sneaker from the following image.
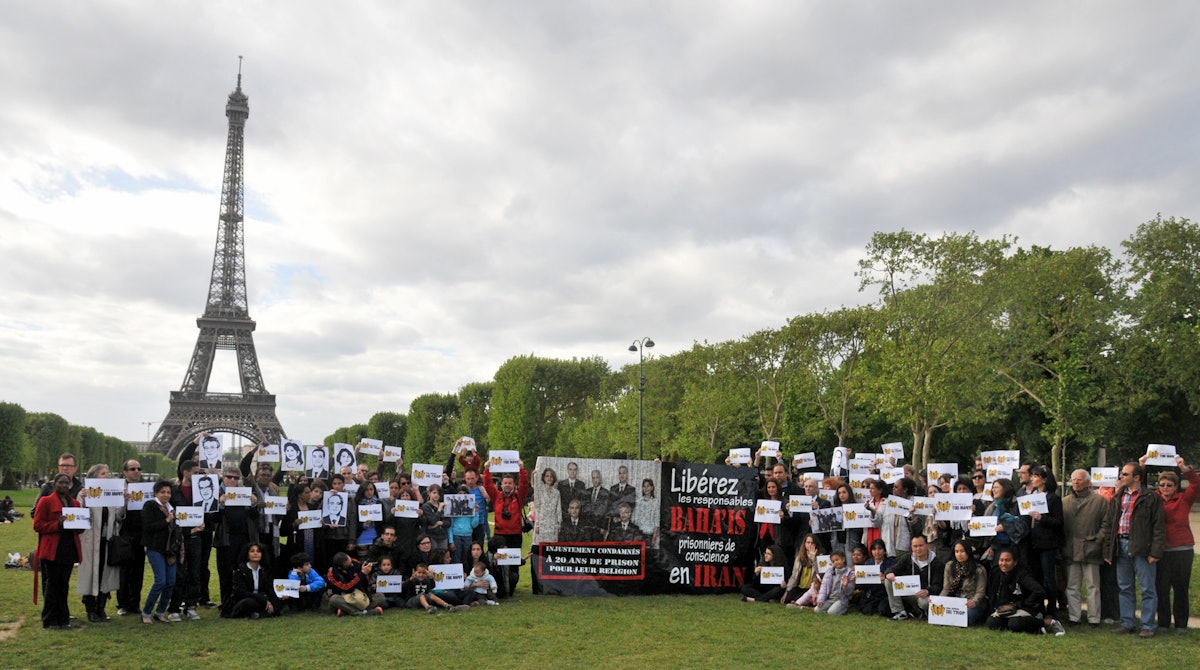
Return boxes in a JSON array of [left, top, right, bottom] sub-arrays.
[[368, 607, 383, 616], [117, 608, 130, 617], [249, 613, 260, 620], [1048, 619, 1066, 636], [185, 608, 200, 621], [486, 600, 499, 606], [425, 606, 437, 614], [1138, 629, 1155, 638], [166, 613, 182, 623], [891, 611, 910, 621]]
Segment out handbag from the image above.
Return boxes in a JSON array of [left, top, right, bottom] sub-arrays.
[[993, 602, 1018, 618], [107, 534, 134, 567], [520, 506, 534, 534]]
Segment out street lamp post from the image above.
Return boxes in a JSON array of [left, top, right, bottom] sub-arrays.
[[628, 337, 655, 460]]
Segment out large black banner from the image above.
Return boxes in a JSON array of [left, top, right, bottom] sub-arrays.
[[530, 458, 757, 596]]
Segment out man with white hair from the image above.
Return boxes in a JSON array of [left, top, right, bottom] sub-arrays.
[[1062, 468, 1108, 627]]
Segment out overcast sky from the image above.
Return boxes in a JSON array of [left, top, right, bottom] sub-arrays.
[[2, 2, 1198, 447]]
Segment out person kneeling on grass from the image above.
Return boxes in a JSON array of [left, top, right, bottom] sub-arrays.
[[326, 552, 383, 617], [285, 552, 325, 613], [986, 548, 1063, 635], [462, 561, 500, 606], [404, 563, 463, 613], [221, 542, 280, 619]]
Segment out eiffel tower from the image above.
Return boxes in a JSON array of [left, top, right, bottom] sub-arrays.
[[149, 64, 287, 459]]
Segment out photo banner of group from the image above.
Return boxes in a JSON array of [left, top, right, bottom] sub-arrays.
[[529, 457, 760, 596]]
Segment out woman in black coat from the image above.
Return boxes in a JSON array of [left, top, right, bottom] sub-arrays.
[[221, 542, 279, 618], [985, 548, 1046, 634]]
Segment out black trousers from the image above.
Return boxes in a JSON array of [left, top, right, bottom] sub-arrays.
[[41, 561, 73, 628], [495, 533, 522, 597], [1156, 548, 1193, 629], [216, 534, 251, 604], [117, 542, 147, 612]]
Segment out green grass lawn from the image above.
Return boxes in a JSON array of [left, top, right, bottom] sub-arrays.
[[1, 488, 1197, 669]]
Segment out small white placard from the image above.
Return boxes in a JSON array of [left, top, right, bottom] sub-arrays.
[[257, 443, 280, 463], [759, 440, 781, 458], [985, 466, 1013, 483], [1016, 492, 1049, 515], [381, 445, 403, 463], [297, 510, 322, 530], [934, 493, 973, 521], [892, 574, 922, 596], [884, 495, 913, 517], [849, 456, 876, 471], [760, 565, 784, 585], [817, 489, 835, 504], [357, 438, 382, 456], [411, 464, 443, 487], [274, 579, 300, 598], [792, 452, 817, 469], [847, 470, 873, 490], [815, 554, 832, 573], [175, 505, 204, 528], [496, 547, 522, 565], [1090, 467, 1118, 488], [487, 450, 520, 473], [881, 442, 905, 462], [358, 503, 383, 522], [968, 516, 997, 537], [280, 440, 304, 471], [728, 448, 751, 465], [430, 563, 464, 590], [926, 463, 958, 485], [83, 478, 126, 508], [754, 499, 782, 524], [126, 482, 155, 511], [375, 575, 404, 593], [788, 495, 813, 513], [842, 503, 872, 528], [263, 495, 288, 516], [928, 595, 969, 628], [854, 563, 881, 585], [880, 467, 906, 484], [911, 496, 935, 516], [1145, 444, 1177, 467], [224, 486, 252, 507], [392, 499, 419, 519], [62, 508, 91, 530]]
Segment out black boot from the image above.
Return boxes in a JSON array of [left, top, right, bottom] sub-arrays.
[[95, 592, 110, 621]]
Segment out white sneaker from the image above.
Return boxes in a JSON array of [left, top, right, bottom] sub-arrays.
[[185, 608, 200, 621], [1048, 619, 1066, 636], [166, 612, 182, 622], [486, 600, 499, 606], [891, 611, 910, 621]]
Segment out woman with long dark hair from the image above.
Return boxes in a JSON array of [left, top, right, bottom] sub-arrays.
[[940, 538, 988, 626]]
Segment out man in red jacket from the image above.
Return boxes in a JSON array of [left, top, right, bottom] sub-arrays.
[[483, 460, 529, 596]]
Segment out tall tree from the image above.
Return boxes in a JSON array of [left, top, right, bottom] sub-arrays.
[[0, 401, 27, 485], [367, 412, 407, 449], [404, 394, 459, 464], [992, 245, 1119, 479], [787, 306, 873, 450], [668, 341, 756, 463], [857, 230, 1011, 469], [489, 355, 610, 457]]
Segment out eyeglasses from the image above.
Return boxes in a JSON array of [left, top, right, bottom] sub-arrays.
[[972, 475, 985, 479], [1119, 472, 1133, 478], [223, 475, 239, 480], [126, 467, 142, 471]]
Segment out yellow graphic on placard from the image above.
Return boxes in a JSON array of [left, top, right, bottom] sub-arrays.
[[226, 492, 237, 501], [378, 578, 392, 588], [177, 512, 190, 521], [359, 508, 369, 520], [274, 583, 284, 593], [856, 570, 867, 579], [433, 572, 444, 582], [987, 468, 998, 478], [1092, 472, 1102, 481], [357, 442, 369, 449], [844, 510, 857, 521], [130, 491, 144, 502], [1147, 449, 1159, 458], [489, 456, 502, 466], [258, 448, 268, 457], [968, 521, 981, 531], [936, 501, 951, 513], [1019, 500, 1032, 511], [930, 603, 945, 616], [87, 486, 101, 498], [887, 499, 898, 509], [756, 505, 766, 516], [413, 470, 425, 479]]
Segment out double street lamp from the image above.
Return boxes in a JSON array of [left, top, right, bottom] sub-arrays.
[[628, 337, 654, 460]]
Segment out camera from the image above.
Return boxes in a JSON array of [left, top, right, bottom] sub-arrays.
[[501, 508, 512, 520]]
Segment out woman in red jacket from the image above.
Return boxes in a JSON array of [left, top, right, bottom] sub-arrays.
[[1144, 454, 1200, 632], [34, 473, 83, 629]]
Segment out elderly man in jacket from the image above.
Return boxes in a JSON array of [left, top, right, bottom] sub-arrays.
[[1063, 469, 1108, 626]]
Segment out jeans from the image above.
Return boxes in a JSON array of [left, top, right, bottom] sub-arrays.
[[143, 549, 177, 615], [1115, 538, 1157, 632]]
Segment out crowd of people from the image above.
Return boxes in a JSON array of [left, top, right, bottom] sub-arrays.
[[27, 438, 1196, 639], [734, 449, 1196, 638], [30, 438, 531, 628]]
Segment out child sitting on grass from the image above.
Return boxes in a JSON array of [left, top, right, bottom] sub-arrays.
[[462, 560, 499, 606], [404, 563, 456, 613], [370, 556, 406, 610], [286, 552, 325, 613]]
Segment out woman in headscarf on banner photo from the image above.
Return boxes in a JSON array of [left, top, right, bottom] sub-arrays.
[[532, 467, 561, 545], [77, 463, 124, 622], [632, 477, 659, 549], [34, 473, 83, 630]]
